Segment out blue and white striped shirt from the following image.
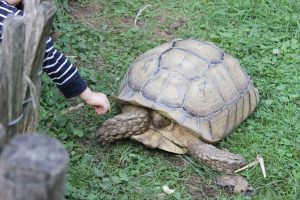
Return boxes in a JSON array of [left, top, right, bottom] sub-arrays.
[[0, 0, 87, 98]]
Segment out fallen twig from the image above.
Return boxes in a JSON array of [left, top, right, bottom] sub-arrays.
[[134, 4, 151, 26], [60, 103, 85, 114], [235, 155, 266, 178], [65, 55, 78, 59]]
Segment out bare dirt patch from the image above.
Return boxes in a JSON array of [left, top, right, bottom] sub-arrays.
[[69, 1, 138, 32], [153, 15, 174, 41], [163, 153, 189, 168], [69, 0, 103, 29], [111, 16, 139, 32], [119, 16, 135, 27], [153, 11, 186, 41], [185, 175, 220, 200], [92, 58, 110, 70], [169, 17, 186, 31]]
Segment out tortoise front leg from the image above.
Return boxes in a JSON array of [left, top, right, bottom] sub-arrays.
[[97, 107, 150, 144]]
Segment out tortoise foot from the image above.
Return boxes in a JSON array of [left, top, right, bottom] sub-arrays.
[[97, 109, 150, 144]]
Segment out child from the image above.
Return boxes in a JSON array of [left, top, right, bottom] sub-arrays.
[[0, 0, 110, 115]]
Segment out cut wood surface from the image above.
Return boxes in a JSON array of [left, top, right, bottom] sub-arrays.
[[0, 134, 68, 200]]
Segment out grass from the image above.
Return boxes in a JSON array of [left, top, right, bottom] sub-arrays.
[[39, 0, 300, 199]]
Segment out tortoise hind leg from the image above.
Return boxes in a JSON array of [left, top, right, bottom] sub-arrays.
[[97, 107, 150, 144], [186, 138, 247, 173]]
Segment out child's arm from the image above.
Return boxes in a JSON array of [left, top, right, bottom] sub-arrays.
[[0, 0, 110, 114]]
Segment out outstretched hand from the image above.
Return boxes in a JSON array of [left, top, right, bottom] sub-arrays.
[[6, 0, 22, 6], [80, 87, 111, 115]]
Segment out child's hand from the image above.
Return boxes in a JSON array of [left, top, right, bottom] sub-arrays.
[[6, 0, 22, 6], [80, 87, 111, 115]]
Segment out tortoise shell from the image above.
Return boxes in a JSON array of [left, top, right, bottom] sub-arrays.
[[118, 39, 259, 143]]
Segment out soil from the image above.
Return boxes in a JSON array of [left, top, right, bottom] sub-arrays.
[[69, 0, 103, 29], [162, 153, 221, 199], [185, 175, 220, 200], [163, 153, 190, 168], [153, 13, 186, 41]]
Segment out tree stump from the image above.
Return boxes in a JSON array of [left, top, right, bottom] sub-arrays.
[[0, 134, 68, 200]]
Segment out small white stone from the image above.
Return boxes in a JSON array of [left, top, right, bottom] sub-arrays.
[[272, 48, 280, 55], [162, 185, 175, 194]]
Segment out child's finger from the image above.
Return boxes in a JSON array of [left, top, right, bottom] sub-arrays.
[[94, 106, 108, 115], [104, 98, 111, 112]]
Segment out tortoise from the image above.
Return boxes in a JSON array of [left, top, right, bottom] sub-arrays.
[[97, 39, 259, 172]]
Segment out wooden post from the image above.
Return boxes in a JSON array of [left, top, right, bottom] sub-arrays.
[[0, 134, 68, 200], [21, 0, 56, 132], [0, 124, 6, 150], [2, 16, 25, 137], [0, 50, 8, 133], [0, 1, 69, 199], [24, 0, 56, 86]]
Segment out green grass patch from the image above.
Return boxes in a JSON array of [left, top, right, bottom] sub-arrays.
[[39, 0, 300, 199]]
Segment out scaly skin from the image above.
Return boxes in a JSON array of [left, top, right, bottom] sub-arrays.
[[96, 108, 150, 144], [186, 136, 247, 173]]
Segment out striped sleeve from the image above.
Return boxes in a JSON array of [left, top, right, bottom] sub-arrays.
[[0, 0, 87, 98]]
